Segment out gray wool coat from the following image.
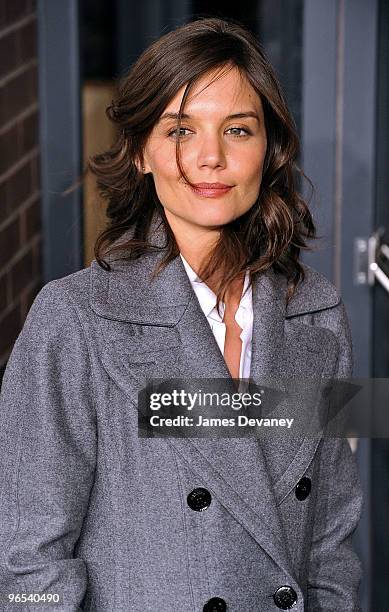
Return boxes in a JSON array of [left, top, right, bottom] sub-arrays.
[[0, 217, 363, 612]]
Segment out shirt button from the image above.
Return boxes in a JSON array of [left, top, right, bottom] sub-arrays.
[[187, 488, 212, 511], [273, 585, 298, 609], [295, 476, 311, 501], [203, 597, 227, 611]]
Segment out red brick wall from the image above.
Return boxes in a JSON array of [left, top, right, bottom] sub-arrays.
[[0, 0, 42, 374]]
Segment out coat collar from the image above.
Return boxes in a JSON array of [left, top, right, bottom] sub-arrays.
[[90, 212, 340, 325]]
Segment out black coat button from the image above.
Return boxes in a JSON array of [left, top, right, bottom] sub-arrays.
[[187, 487, 212, 511], [203, 597, 227, 611], [273, 585, 297, 609], [295, 476, 311, 501]]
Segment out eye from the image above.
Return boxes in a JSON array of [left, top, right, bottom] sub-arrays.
[[226, 127, 252, 137], [167, 127, 192, 139]]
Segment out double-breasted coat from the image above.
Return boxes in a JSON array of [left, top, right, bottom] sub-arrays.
[[0, 217, 363, 611]]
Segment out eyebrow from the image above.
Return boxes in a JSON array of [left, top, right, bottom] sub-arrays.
[[159, 111, 260, 122]]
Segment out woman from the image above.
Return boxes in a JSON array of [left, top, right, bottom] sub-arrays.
[[0, 17, 362, 612]]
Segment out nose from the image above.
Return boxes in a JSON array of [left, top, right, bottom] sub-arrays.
[[196, 132, 227, 170]]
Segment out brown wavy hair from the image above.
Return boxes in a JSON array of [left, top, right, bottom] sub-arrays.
[[88, 16, 318, 310]]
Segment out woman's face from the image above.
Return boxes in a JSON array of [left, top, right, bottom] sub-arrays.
[[141, 66, 267, 240]]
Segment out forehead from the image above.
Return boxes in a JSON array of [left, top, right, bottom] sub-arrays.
[[163, 66, 262, 115]]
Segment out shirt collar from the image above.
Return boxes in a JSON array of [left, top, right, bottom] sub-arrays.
[[180, 253, 251, 321]]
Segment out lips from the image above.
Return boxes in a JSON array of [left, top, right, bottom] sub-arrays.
[[193, 182, 232, 189], [190, 182, 233, 198]]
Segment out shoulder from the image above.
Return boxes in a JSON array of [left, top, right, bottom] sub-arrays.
[[18, 267, 93, 348], [285, 262, 341, 318], [27, 267, 91, 319], [284, 263, 353, 374], [2, 268, 94, 386]]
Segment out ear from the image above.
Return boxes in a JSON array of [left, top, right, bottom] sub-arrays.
[[135, 152, 151, 175], [134, 157, 144, 174], [142, 152, 152, 174]]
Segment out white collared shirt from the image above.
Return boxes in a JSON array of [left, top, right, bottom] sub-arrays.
[[180, 253, 253, 379]]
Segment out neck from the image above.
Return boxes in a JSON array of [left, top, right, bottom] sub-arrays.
[[163, 210, 246, 303], [164, 210, 219, 270]]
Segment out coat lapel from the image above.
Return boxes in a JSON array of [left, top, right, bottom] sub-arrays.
[[91, 215, 342, 583]]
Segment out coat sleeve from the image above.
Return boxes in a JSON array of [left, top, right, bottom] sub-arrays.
[[0, 281, 97, 612], [306, 299, 363, 611]]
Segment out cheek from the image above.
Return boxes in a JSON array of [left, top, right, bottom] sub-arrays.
[[231, 143, 266, 177], [147, 149, 183, 206], [147, 141, 177, 178], [235, 157, 265, 194]]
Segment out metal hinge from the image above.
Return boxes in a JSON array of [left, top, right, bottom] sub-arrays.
[[354, 227, 389, 293]]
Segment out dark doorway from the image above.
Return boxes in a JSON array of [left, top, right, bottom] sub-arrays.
[[371, 0, 389, 608]]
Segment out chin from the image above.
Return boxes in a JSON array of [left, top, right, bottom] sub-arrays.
[[190, 206, 240, 226], [191, 213, 237, 228]]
